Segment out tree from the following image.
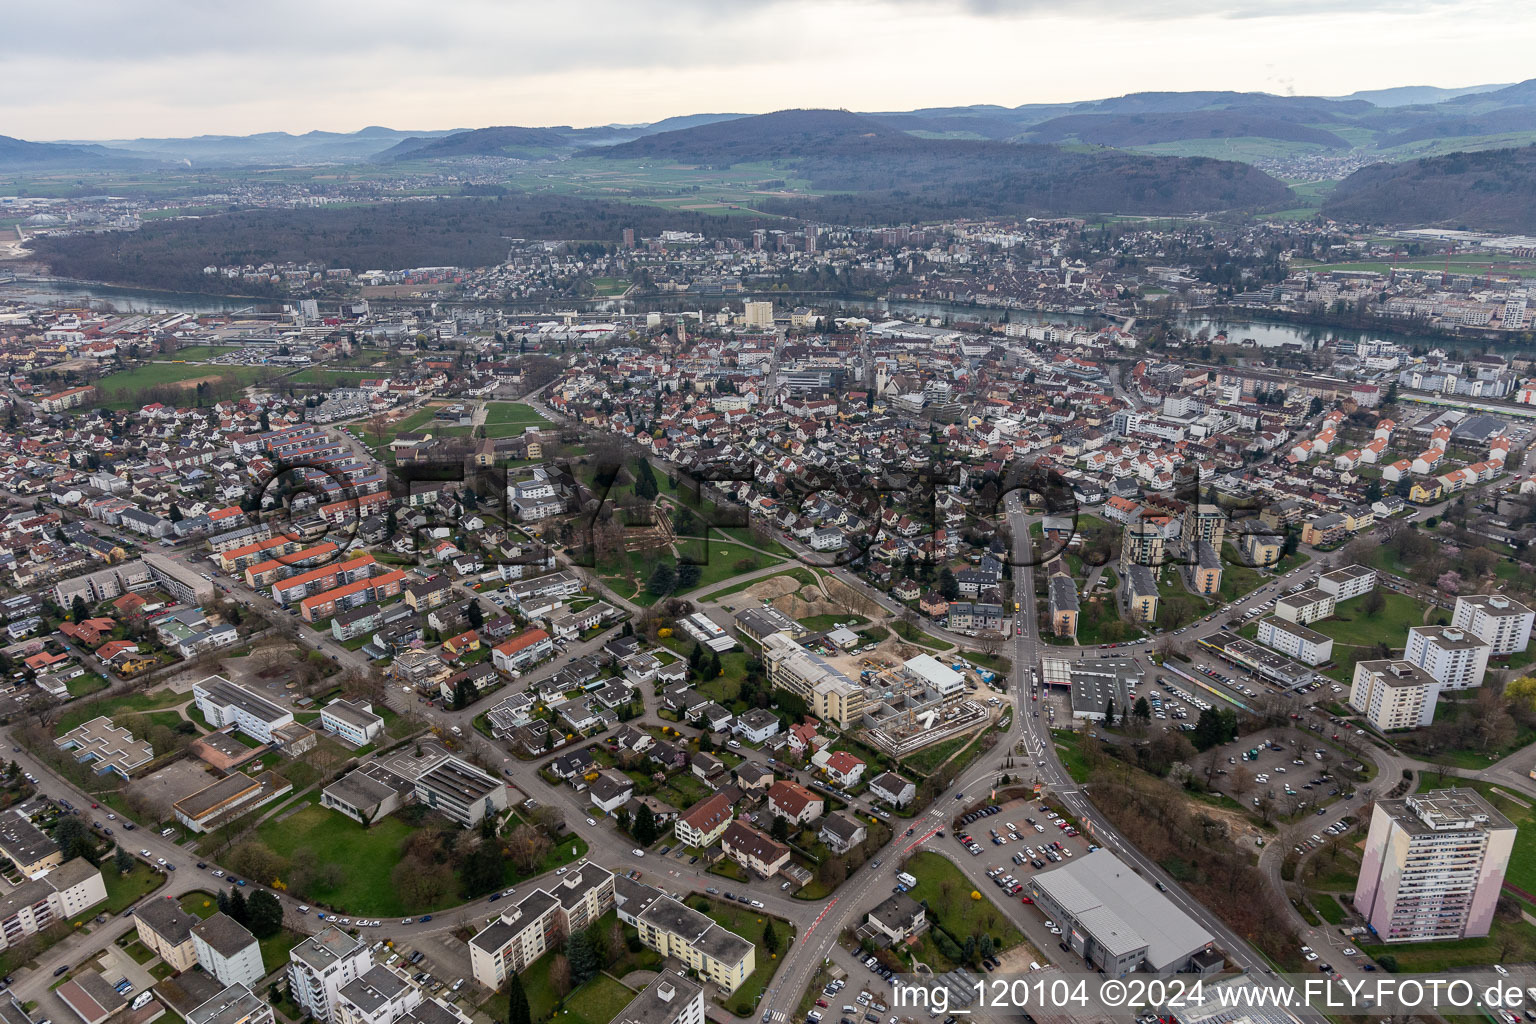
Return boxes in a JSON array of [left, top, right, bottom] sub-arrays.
[[770, 815, 791, 843], [568, 931, 600, 986], [505, 971, 532, 1024], [453, 677, 476, 711], [466, 600, 485, 629], [548, 954, 571, 997], [52, 816, 97, 863], [1361, 588, 1387, 618], [113, 844, 134, 875], [71, 595, 88, 623], [246, 890, 284, 939], [764, 919, 780, 956], [507, 824, 552, 874], [1132, 697, 1151, 724], [615, 807, 631, 835], [228, 886, 249, 926], [634, 803, 658, 846], [1103, 697, 1116, 728], [460, 842, 504, 899], [938, 568, 959, 601], [646, 562, 677, 597]]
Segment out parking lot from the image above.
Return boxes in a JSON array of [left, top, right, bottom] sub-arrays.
[[1200, 728, 1355, 819]]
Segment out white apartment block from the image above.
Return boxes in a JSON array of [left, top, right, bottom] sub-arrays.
[[193, 675, 295, 743], [335, 965, 423, 1024], [289, 927, 373, 1022], [1273, 588, 1335, 625], [613, 971, 706, 1024], [192, 912, 265, 990], [1256, 617, 1334, 666], [0, 858, 106, 952], [469, 867, 615, 990], [1452, 594, 1534, 656], [1350, 660, 1439, 731], [319, 699, 385, 746], [1404, 625, 1490, 691], [1317, 563, 1375, 601], [1355, 788, 1515, 943]]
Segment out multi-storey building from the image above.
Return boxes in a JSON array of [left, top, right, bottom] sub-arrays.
[[288, 927, 373, 1022], [319, 699, 385, 746], [674, 793, 734, 849], [1404, 625, 1490, 691], [1256, 617, 1333, 666], [1349, 660, 1438, 731], [192, 913, 265, 990], [133, 897, 200, 972], [1119, 521, 1164, 571], [1317, 564, 1376, 601], [761, 633, 866, 728], [612, 971, 706, 1024], [192, 675, 295, 743], [468, 866, 616, 989], [1354, 788, 1515, 943], [634, 895, 756, 994], [1273, 588, 1335, 625], [187, 984, 276, 1024], [1180, 503, 1225, 550], [335, 965, 423, 1024], [1452, 594, 1534, 655], [412, 755, 508, 828]]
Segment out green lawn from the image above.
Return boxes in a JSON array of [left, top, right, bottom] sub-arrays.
[[1309, 591, 1430, 649], [58, 689, 188, 733], [65, 673, 109, 698], [903, 851, 1025, 954], [697, 896, 796, 1014], [1313, 894, 1347, 925], [290, 368, 378, 387], [255, 798, 429, 915], [483, 402, 552, 431], [797, 613, 867, 632], [258, 928, 307, 974], [100, 862, 164, 915], [152, 345, 242, 361], [92, 363, 283, 410], [179, 891, 219, 919], [562, 975, 638, 1024]]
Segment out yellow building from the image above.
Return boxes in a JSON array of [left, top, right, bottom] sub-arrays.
[[635, 895, 756, 994]]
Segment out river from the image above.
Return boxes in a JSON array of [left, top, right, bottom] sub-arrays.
[[0, 277, 1507, 355], [0, 278, 273, 314]]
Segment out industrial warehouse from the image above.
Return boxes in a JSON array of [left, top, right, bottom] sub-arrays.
[[1028, 850, 1222, 977]]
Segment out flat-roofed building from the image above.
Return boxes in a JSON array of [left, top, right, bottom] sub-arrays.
[[0, 858, 105, 953], [322, 763, 415, 826], [187, 984, 275, 1024], [319, 699, 385, 746], [192, 913, 264, 990], [1028, 849, 1216, 976], [54, 717, 153, 778], [468, 866, 616, 989], [1404, 625, 1490, 691], [192, 676, 295, 743], [761, 632, 866, 728], [412, 755, 508, 828], [1273, 588, 1335, 625], [173, 770, 292, 833], [289, 927, 373, 1023], [612, 970, 705, 1024], [1452, 594, 1535, 655], [1355, 788, 1516, 942], [732, 607, 806, 646], [1350, 659, 1438, 731], [1256, 617, 1334, 666], [634, 895, 756, 994], [0, 811, 61, 877], [134, 895, 200, 972], [1318, 564, 1376, 601]]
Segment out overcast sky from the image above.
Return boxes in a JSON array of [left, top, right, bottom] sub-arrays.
[[11, 0, 1535, 140]]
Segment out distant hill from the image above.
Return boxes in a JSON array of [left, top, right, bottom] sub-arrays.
[[376, 125, 576, 161], [1335, 83, 1510, 107], [1018, 111, 1351, 149], [592, 109, 1293, 218], [1323, 144, 1536, 232], [0, 135, 147, 171], [83, 126, 458, 165]]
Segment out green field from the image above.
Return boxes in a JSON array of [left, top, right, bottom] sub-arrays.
[[1309, 591, 1431, 682], [290, 368, 378, 386], [484, 402, 552, 430], [93, 362, 283, 409], [254, 799, 427, 915], [100, 862, 165, 915], [152, 345, 242, 361], [589, 277, 630, 297], [903, 851, 1026, 957]]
